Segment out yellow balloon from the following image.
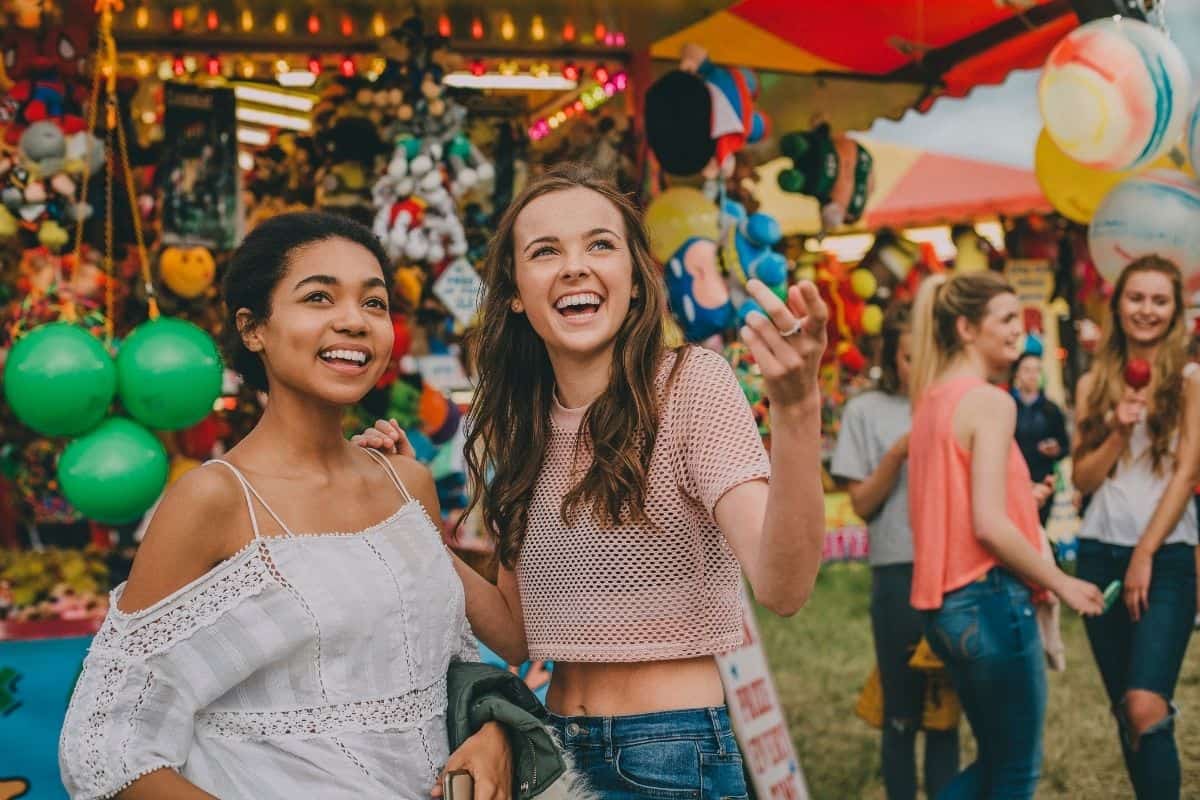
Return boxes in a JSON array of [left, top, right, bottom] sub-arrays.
[[1034, 129, 1184, 223], [861, 304, 884, 336], [850, 268, 877, 299], [644, 187, 719, 264]]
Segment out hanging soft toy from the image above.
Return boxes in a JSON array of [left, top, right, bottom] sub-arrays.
[[443, 134, 494, 199], [777, 123, 874, 232], [664, 237, 734, 342], [645, 43, 769, 177], [0, 3, 93, 144], [814, 255, 868, 373], [159, 246, 216, 300]]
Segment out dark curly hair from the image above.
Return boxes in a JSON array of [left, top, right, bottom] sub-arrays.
[[220, 211, 393, 391]]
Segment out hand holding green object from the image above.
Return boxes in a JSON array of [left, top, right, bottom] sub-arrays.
[[1104, 580, 1123, 613]]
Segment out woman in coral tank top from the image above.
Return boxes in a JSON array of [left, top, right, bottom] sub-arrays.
[[907, 272, 1102, 800], [358, 164, 828, 798]]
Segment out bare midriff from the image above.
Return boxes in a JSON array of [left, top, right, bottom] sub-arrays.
[[546, 655, 725, 717]]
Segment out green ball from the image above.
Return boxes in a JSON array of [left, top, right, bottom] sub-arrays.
[[117, 317, 223, 431], [58, 417, 168, 525], [3, 322, 116, 436]]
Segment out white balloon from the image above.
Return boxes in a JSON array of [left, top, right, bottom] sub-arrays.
[[1088, 170, 1200, 285]]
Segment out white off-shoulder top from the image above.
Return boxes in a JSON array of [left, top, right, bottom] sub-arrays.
[[58, 450, 478, 799]]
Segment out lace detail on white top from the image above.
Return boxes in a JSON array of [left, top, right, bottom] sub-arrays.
[[93, 552, 270, 656], [195, 676, 447, 740]]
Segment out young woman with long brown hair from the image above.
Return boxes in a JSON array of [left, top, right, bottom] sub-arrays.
[[1071, 255, 1199, 800], [907, 272, 1102, 800], [358, 163, 828, 798]]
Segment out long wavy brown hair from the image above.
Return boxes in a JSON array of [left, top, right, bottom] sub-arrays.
[[1076, 255, 1188, 475], [462, 163, 677, 568]]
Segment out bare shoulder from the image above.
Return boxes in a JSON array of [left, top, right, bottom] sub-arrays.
[[962, 382, 1015, 416], [117, 463, 249, 613], [380, 452, 440, 514]]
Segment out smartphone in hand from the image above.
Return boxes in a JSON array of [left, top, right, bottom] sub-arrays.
[[444, 770, 474, 800]]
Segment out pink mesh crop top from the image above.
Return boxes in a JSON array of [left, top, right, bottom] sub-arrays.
[[516, 346, 771, 663]]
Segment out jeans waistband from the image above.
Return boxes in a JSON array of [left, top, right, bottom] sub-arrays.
[[548, 706, 732, 747]]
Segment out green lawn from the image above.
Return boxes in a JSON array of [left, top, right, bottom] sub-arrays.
[[757, 561, 1200, 799]]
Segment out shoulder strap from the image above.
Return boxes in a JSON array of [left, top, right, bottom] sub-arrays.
[[207, 460, 295, 539], [363, 448, 414, 504]]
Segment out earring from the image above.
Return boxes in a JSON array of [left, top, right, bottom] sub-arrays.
[[510, 298, 524, 313]]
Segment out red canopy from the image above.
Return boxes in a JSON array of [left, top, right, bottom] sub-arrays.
[[652, 0, 1078, 109]]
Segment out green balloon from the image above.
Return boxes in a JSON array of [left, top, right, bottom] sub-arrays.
[[117, 317, 223, 431], [2, 322, 116, 436], [58, 417, 168, 525]]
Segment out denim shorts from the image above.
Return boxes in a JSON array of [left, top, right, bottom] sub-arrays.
[[548, 706, 748, 799]]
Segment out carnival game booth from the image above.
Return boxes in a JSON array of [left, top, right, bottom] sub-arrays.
[[0, 0, 699, 794]]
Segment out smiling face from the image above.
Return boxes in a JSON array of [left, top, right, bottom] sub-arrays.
[[1117, 268, 1176, 347], [240, 237, 393, 406], [960, 291, 1024, 373], [511, 186, 635, 364]]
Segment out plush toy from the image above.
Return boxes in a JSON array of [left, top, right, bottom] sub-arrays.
[[720, 199, 789, 292], [664, 237, 734, 342], [159, 246, 216, 300], [777, 123, 874, 232], [314, 116, 387, 217], [0, 4, 93, 144], [645, 43, 768, 177], [813, 255, 867, 372]]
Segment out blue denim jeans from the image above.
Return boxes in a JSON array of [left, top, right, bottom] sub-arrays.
[[1076, 539, 1197, 800], [923, 568, 1046, 800], [548, 706, 748, 799]]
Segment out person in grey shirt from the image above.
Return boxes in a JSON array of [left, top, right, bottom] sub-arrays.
[[831, 304, 958, 800]]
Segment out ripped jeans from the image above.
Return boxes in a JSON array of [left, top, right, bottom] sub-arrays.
[[1077, 539, 1196, 800], [924, 568, 1046, 800]]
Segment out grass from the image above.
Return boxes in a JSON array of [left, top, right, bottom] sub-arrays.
[[756, 561, 1200, 799]]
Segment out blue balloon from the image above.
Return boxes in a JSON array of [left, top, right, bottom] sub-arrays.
[[1165, 0, 1200, 96]]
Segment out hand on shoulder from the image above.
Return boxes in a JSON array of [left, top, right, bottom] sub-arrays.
[[116, 463, 249, 613], [379, 451, 442, 519]]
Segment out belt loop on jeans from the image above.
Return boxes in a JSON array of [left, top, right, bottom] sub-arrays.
[[603, 716, 614, 760], [708, 707, 726, 754]]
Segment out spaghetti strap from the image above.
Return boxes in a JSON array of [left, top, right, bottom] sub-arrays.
[[207, 459, 296, 539], [363, 449, 414, 504]]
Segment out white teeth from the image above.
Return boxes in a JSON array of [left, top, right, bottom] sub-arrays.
[[321, 349, 367, 364], [555, 292, 602, 309]]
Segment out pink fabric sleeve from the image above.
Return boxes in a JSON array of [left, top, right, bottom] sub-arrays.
[[675, 347, 771, 514]]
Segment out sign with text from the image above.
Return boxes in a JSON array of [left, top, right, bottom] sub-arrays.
[[433, 258, 484, 327], [717, 591, 811, 800]]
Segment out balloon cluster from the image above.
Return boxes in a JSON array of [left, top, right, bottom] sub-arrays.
[[2, 318, 223, 525], [1036, 14, 1200, 291]]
